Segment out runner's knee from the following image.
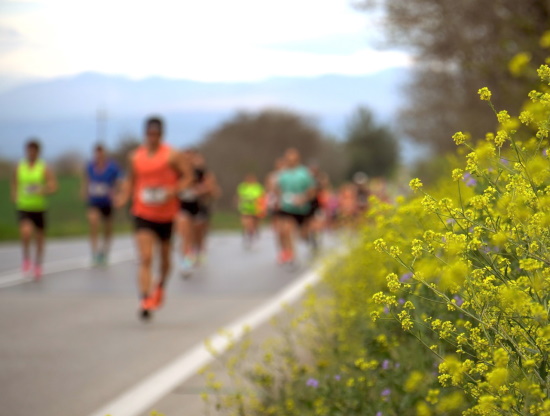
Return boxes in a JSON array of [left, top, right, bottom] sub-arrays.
[[20, 221, 33, 238], [87, 209, 100, 225], [139, 252, 153, 267]]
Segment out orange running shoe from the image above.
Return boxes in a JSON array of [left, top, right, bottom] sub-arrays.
[[277, 250, 294, 264], [140, 296, 156, 320], [151, 286, 165, 309]]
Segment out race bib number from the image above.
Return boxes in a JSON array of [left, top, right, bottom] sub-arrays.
[[89, 182, 110, 197], [140, 187, 168, 205], [282, 193, 302, 205], [25, 184, 42, 195], [179, 188, 197, 202]]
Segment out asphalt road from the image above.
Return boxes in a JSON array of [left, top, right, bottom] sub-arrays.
[[0, 230, 317, 416]]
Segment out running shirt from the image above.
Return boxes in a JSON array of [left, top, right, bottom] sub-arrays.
[[16, 159, 47, 212], [278, 166, 314, 215], [86, 160, 121, 207], [237, 182, 264, 215], [179, 167, 206, 203], [132, 143, 179, 223]]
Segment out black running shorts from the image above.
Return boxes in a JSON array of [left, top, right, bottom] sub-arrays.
[[89, 203, 113, 219], [17, 210, 46, 230], [181, 201, 211, 221], [133, 216, 173, 242], [278, 210, 310, 227]]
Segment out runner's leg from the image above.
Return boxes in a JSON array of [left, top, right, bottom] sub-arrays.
[[19, 218, 33, 266], [242, 215, 253, 236], [136, 229, 155, 297], [35, 227, 45, 264], [273, 215, 284, 253], [87, 207, 100, 260], [195, 218, 209, 254], [150, 236, 172, 308], [158, 238, 171, 288], [102, 210, 114, 260], [178, 212, 195, 257], [242, 215, 255, 248], [278, 215, 295, 261]]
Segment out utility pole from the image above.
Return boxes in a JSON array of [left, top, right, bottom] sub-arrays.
[[96, 108, 107, 144]]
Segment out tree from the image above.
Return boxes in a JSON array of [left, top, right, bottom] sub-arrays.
[[54, 151, 84, 176], [345, 107, 399, 179], [358, 0, 550, 153], [199, 109, 341, 208]]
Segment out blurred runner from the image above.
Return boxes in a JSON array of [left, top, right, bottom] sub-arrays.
[[11, 139, 58, 280], [337, 183, 359, 227], [369, 177, 391, 204], [236, 173, 265, 249], [322, 187, 340, 229], [275, 148, 315, 265], [353, 171, 370, 214], [305, 163, 330, 252], [116, 117, 192, 320], [177, 149, 220, 275], [82, 144, 122, 266], [265, 157, 286, 253]]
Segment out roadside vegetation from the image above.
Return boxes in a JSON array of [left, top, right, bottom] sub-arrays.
[[200, 41, 550, 416]]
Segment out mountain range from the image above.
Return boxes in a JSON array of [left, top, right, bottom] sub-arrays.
[[0, 68, 411, 161]]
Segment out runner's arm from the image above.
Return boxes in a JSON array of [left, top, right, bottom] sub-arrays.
[[294, 174, 316, 206], [44, 165, 58, 195], [203, 172, 221, 199], [170, 150, 194, 193], [114, 153, 135, 208]]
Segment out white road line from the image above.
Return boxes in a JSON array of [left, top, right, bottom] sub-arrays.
[[88, 268, 321, 416], [0, 249, 135, 289]]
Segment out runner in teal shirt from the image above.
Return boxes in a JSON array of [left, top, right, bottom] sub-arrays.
[[278, 165, 314, 215], [276, 148, 315, 265]]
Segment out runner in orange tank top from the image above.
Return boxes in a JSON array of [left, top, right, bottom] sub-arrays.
[[116, 116, 192, 320]]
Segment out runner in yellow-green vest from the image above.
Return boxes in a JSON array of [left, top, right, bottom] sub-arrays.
[[236, 173, 265, 249], [10, 140, 58, 280]]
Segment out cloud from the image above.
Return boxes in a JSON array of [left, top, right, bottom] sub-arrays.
[[0, 25, 24, 49], [0, 0, 411, 82]]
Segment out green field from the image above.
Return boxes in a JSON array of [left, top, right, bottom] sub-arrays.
[[0, 176, 241, 241]]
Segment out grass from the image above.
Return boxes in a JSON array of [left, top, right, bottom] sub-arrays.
[[0, 176, 241, 242]]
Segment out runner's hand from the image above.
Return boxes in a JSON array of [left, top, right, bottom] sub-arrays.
[[114, 194, 127, 209], [165, 187, 177, 199]]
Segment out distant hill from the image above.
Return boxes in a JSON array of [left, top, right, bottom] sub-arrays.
[[0, 68, 410, 160]]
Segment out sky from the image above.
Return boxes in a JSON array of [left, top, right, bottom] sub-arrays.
[[0, 0, 411, 88]]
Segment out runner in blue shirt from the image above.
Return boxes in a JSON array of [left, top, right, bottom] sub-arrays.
[[82, 144, 122, 266]]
